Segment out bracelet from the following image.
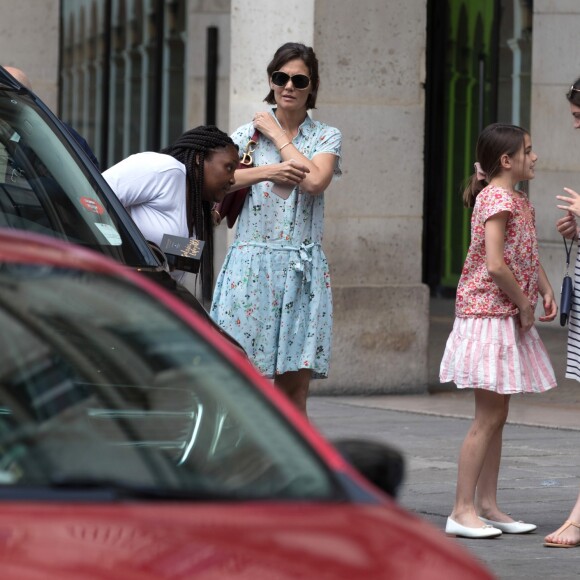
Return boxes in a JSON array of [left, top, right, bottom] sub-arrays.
[[279, 141, 292, 151], [275, 130, 287, 140]]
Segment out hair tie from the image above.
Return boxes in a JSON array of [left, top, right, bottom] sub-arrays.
[[474, 162, 487, 182]]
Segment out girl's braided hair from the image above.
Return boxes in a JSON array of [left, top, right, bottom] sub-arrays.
[[160, 125, 237, 301]]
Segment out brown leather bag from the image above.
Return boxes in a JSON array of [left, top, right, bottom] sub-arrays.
[[212, 130, 260, 228]]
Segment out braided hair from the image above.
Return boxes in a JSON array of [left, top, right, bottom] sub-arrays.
[[160, 125, 237, 302]]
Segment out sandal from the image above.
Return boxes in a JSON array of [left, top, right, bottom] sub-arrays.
[[544, 520, 580, 548]]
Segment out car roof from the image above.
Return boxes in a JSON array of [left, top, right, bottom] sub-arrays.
[[0, 227, 145, 278], [0, 227, 239, 360]]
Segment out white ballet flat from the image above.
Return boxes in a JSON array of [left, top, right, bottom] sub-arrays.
[[479, 517, 537, 534], [445, 517, 502, 538]]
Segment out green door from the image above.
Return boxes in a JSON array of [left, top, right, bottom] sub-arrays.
[[425, 0, 534, 293], [441, 1, 497, 287], [424, 0, 499, 292]]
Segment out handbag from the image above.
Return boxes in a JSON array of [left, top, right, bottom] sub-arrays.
[[560, 236, 575, 326], [212, 129, 260, 228]]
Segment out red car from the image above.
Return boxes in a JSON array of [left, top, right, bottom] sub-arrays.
[[0, 229, 492, 579]]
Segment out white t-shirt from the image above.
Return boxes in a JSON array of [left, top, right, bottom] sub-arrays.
[[103, 152, 189, 247]]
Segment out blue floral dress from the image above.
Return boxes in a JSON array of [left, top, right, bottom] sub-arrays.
[[210, 110, 342, 378]]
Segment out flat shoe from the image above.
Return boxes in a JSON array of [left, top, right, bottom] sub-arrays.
[[544, 520, 580, 548], [445, 517, 502, 539], [479, 517, 536, 534]]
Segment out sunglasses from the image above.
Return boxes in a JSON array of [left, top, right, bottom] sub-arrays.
[[271, 71, 311, 90], [568, 85, 580, 98]]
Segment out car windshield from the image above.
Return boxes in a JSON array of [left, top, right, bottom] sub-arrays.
[[0, 87, 156, 268], [0, 262, 337, 501]]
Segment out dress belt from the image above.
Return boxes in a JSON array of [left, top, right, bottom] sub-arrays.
[[234, 241, 318, 281]]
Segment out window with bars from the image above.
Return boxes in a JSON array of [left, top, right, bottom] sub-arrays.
[[59, 0, 186, 170]]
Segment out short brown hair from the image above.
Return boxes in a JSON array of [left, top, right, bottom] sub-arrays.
[[264, 42, 319, 110], [463, 123, 528, 208]]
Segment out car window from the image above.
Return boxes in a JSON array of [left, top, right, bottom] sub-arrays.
[[0, 263, 337, 501], [0, 88, 155, 268]]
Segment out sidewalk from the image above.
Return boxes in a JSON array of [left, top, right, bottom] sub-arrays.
[[361, 297, 580, 430], [310, 398, 580, 580], [309, 300, 580, 579]]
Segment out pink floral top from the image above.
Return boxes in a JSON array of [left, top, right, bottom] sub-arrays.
[[456, 185, 539, 318]]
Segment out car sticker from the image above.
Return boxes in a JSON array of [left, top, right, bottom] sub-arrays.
[[80, 196, 105, 215], [94, 222, 122, 245]]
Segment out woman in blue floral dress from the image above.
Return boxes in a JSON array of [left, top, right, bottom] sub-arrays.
[[211, 42, 342, 415]]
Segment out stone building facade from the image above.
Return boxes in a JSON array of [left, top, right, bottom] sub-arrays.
[[0, 0, 577, 394]]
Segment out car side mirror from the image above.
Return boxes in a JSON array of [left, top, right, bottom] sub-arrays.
[[332, 438, 405, 498], [147, 241, 170, 271]]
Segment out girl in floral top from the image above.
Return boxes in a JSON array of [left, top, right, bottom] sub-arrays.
[[440, 123, 557, 540]]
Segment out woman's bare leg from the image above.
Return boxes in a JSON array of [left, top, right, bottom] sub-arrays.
[[449, 389, 510, 528], [545, 492, 580, 546], [275, 369, 312, 416]]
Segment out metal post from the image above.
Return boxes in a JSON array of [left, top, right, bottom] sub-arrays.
[[205, 26, 218, 126]]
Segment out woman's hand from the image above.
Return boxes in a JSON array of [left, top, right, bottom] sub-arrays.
[[538, 293, 558, 322], [538, 265, 557, 323], [251, 112, 310, 185], [252, 112, 284, 143], [228, 159, 309, 193], [557, 187, 580, 218], [556, 212, 579, 240], [268, 159, 310, 186], [251, 111, 337, 195]]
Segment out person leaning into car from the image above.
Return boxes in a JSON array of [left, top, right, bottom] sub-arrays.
[[102, 125, 238, 303]]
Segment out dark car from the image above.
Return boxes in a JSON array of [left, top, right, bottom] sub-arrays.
[[0, 65, 236, 342], [0, 228, 493, 579]]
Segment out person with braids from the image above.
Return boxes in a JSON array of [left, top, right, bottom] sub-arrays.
[[210, 42, 342, 415], [103, 125, 238, 302]]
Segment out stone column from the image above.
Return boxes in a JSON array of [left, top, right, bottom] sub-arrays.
[[229, 0, 315, 131], [224, 0, 315, 269], [186, 2, 234, 282], [229, 0, 429, 394], [0, 0, 60, 110]]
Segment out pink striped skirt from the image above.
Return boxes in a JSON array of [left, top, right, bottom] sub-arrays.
[[439, 317, 556, 394]]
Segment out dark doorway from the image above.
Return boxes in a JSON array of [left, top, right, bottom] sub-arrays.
[[424, 0, 500, 296], [424, 0, 534, 295]]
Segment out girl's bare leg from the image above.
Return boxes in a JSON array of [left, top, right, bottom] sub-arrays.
[[476, 395, 512, 521], [449, 389, 509, 528], [274, 369, 312, 416]]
